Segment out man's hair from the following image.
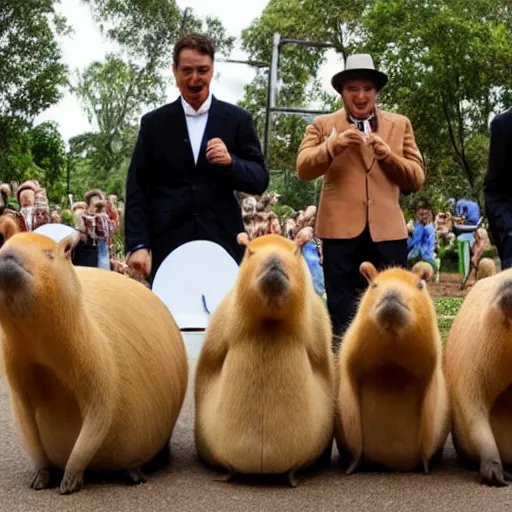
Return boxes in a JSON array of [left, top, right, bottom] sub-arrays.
[[173, 33, 215, 67]]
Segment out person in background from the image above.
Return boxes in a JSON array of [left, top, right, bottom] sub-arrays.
[[296, 53, 425, 351], [407, 202, 438, 273], [484, 107, 512, 270], [124, 32, 268, 285], [448, 197, 481, 226]]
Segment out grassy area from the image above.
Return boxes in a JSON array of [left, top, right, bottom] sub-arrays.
[[433, 296, 464, 344]]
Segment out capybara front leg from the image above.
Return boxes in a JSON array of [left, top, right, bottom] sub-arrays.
[[418, 373, 448, 474], [288, 466, 300, 487], [60, 410, 110, 495], [337, 371, 363, 475], [124, 469, 147, 485], [471, 418, 511, 487], [11, 388, 54, 490]]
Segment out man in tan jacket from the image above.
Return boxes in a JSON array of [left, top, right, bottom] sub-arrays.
[[296, 54, 425, 351]]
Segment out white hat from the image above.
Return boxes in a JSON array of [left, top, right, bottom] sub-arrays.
[[331, 54, 388, 93]]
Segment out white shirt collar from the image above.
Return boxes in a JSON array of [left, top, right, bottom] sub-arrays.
[[181, 92, 212, 117]]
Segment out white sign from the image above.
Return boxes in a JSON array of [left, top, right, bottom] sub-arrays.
[[152, 240, 240, 330]]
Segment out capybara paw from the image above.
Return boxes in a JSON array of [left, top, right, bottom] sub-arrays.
[[125, 469, 147, 485], [59, 470, 84, 494], [215, 470, 235, 483], [480, 459, 511, 487], [30, 468, 53, 490], [288, 469, 300, 487], [345, 457, 361, 475]]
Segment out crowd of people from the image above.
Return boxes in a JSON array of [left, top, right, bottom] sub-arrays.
[[0, 180, 126, 272]]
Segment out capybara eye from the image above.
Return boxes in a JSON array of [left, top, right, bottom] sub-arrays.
[[371, 282, 378, 288], [417, 280, 424, 290], [44, 250, 55, 260]]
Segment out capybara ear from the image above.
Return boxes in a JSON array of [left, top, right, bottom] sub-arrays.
[[360, 261, 378, 284], [57, 230, 81, 260], [237, 232, 250, 247], [0, 216, 19, 245]]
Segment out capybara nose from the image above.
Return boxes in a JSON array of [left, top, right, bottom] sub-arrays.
[[0, 249, 27, 287], [260, 255, 288, 296]]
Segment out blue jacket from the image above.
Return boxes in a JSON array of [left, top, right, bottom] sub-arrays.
[[407, 222, 437, 261]]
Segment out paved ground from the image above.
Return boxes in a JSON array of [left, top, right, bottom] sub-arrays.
[[1, 355, 512, 512]]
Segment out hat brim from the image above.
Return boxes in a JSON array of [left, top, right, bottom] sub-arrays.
[[331, 69, 388, 94]]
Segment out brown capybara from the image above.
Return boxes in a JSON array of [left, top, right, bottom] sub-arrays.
[[476, 257, 497, 281], [411, 260, 435, 283], [195, 233, 334, 487], [444, 267, 512, 486], [335, 262, 449, 474], [0, 232, 188, 494]]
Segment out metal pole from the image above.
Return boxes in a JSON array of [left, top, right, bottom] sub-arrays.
[[263, 33, 281, 161], [269, 33, 281, 110], [66, 153, 71, 197]]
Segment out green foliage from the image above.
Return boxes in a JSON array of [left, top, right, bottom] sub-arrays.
[[362, 0, 512, 201], [0, 0, 69, 122], [269, 172, 319, 211], [28, 121, 67, 202], [434, 296, 463, 344], [68, 56, 160, 196], [434, 296, 463, 317], [82, 0, 235, 71], [0, 0, 69, 183]]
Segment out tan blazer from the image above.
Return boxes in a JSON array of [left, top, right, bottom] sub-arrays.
[[296, 108, 425, 242]]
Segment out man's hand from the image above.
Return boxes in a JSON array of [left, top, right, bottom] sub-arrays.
[[326, 127, 366, 159], [126, 248, 151, 279], [368, 133, 391, 160], [206, 138, 232, 166]]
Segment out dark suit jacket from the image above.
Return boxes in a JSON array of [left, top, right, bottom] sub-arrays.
[[124, 95, 269, 282], [484, 107, 512, 267]]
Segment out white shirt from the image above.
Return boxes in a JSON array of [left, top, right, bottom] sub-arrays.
[[181, 92, 212, 164]]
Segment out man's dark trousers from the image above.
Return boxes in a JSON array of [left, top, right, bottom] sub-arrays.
[[321, 226, 408, 352]]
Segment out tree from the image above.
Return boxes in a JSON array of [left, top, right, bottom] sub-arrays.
[[70, 55, 163, 183], [28, 121, 67, 202], [0, 0, 69, 179], [362, 0, 512, 199], [0, 0, 69, 122], [82, 0, 235, 76]]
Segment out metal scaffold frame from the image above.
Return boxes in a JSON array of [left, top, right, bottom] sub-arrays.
[[220, 32, 338, 165], [263, 33, 337, 162]]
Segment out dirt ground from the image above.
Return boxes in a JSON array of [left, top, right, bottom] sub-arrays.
[[429, 272, 474, 298]]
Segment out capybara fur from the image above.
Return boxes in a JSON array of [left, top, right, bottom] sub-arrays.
[[0, 232, 188, 494], [335, 262, 449, 474], [194, 233, 334, 486], [476, 257, 497, 281], [444, 267, 512, 486]]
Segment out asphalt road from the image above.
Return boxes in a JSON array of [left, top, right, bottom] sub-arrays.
[[1, 353, 512, 511]]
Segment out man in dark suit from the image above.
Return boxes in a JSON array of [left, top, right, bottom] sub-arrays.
[[124, 33, 269, 284], [484, 107, 512, 270]]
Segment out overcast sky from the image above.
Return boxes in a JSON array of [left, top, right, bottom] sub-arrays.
[[35, 0, 343, 143]]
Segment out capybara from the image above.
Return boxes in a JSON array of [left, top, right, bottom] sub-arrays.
[[476, 257, 497, 281], [335, 262, 449, 474], [0, 232, 188, 494], [445, 267, 512, 486], [195, 233, 334, 486]]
